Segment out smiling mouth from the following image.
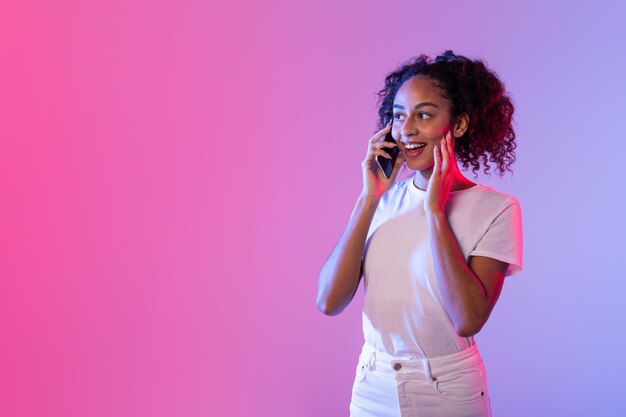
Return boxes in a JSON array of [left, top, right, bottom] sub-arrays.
[[402, 142, 428, 158], [403, 143, 427, 150]]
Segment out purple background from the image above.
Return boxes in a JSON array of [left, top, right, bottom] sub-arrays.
[[1, 0, 625, 416]]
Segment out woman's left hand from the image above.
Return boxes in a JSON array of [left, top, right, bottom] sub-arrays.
[[425, 131, 458, 215]]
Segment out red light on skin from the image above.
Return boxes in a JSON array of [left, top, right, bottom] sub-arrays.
[[435, 125, 452, 143]]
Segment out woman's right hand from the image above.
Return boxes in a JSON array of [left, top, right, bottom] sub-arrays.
[[360, 121, 405, 200]]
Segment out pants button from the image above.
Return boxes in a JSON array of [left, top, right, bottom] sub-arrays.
[[393, 363, 402, 370], [432, 376, 437, 381]]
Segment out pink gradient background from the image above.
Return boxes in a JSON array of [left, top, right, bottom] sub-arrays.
[[2, 0, 625, 416]]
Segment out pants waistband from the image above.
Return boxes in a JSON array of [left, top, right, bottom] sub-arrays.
[[358, 342, 483, 381]]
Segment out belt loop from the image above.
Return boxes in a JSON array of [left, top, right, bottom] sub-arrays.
[[367, 349, 376, 372], [422, 358, 433, 383], [357, 347, 377, 382]]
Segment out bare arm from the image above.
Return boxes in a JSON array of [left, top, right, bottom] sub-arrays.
[[316, 195, 380, 316], [425, 132, 508, 337], [427, 211, 507, 337], [317, 121, 404, 316]]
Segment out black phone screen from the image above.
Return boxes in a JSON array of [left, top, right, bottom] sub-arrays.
[[375, 130, 400, 179]]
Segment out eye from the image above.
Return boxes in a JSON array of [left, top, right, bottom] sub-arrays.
[[393, 113, 405, 121], [418, 112, 431, 120]]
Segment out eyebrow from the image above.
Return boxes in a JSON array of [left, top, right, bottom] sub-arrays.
[[393, 102, 439, 110]]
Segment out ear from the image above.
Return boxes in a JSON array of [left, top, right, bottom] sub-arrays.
[[453, 113, 470, 138]]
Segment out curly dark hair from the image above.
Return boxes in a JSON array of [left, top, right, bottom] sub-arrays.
[[375, 50, 516, 176]]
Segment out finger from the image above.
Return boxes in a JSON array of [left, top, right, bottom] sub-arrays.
[[441, 136, 449, 173], [376, 141, 398, 149], [446, 132, 458, 174], [369, 149, 392, 160], [369, 123, 392, 143], [447, 131, 455, 157], [370, 142, 396, 152], [432, 143, 441, 176]]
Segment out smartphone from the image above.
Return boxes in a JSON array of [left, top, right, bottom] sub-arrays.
[[375, 128, 400, 179]]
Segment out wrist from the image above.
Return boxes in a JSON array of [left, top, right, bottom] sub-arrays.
[[425, 208, 445, 220], [357, 192, 381, 207]]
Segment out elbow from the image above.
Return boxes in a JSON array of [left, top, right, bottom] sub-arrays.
[[316, 297, 344, 316], [454, 302, 492, 337], [454, 318, 485, 338], [316, 269, 355, 316], [316, 283, 348, 316]]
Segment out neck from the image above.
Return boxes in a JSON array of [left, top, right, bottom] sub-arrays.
[[413, 168, 475, 191]]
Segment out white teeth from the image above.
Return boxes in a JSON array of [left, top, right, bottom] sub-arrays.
[[405, 143, 426, 150]]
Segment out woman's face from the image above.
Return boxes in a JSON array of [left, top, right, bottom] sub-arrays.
[[391, 76, 454, 172]]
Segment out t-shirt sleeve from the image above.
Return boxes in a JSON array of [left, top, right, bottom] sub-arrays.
[[469, 197, 523, 277]]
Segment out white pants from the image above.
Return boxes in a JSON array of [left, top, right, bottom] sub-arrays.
[[349, 343, 492, 417]]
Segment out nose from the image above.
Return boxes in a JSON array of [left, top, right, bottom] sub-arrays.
[[400, 118, 418, 138]]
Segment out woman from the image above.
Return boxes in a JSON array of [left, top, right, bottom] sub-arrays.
[[316, 51, 523, 417]]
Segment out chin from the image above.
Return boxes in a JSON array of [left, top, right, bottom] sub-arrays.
[[405, 159, 434, 172]]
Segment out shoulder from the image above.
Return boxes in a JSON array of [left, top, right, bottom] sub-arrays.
[[447, 184, 521, 226], [460, 184, 521, 212]]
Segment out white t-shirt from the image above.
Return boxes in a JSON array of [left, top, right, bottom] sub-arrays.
[[353, 176, 523, 358]]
